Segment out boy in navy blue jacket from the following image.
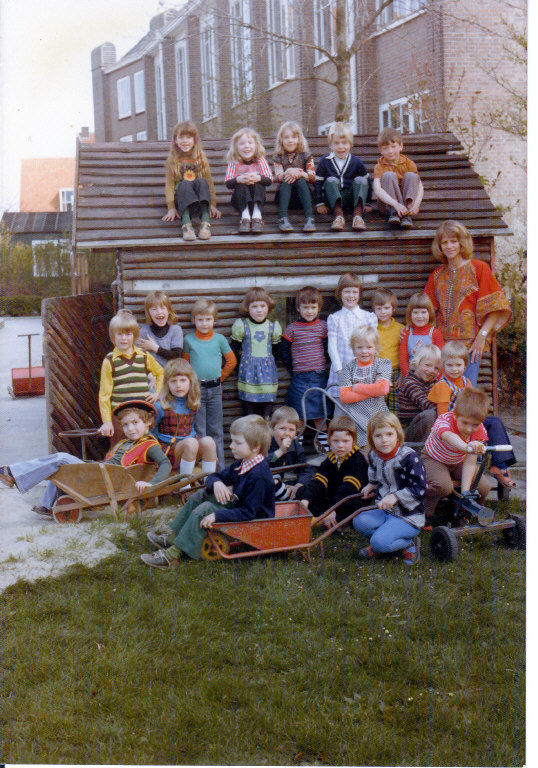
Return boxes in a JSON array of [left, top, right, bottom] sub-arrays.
[[314, 122, 372, 232], [141, 415, 274, 568]]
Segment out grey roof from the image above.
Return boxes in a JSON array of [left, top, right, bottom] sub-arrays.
[[1, 211, 72, 235]]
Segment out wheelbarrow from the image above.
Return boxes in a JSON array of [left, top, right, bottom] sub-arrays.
[[8, 333, 45, 398]]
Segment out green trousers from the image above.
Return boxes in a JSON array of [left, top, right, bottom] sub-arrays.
[[169, 488, 230, 559], [323, 176, 369, 212]]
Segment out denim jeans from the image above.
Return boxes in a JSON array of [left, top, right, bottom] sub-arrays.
[[9, 453, 84, 509]]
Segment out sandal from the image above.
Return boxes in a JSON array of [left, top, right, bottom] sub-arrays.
[[198, 222, 211, 240], [0, 466, 15, 488], [182, 223, 196, 241], [330, 215, 345, 231], [489, 465, 516, 488]]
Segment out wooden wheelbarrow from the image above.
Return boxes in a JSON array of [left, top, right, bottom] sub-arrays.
[[200, 493, 369, 563]]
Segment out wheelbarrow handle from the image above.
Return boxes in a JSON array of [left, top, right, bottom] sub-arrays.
[[310, 492, 364, 527], [59, 428, 101, 437], [270, 462, 309, 475]]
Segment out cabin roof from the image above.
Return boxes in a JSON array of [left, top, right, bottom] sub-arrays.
[[2, 211, 72, 236], [73, 132, 508, 250]]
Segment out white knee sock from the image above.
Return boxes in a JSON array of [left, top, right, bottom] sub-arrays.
[[202, 460, 217, 475], [241, 206, 251, 220], [179, 458, 196, 477], [252, 203, 261, 219]]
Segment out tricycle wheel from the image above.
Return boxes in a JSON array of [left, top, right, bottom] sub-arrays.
[[430, 526, 458, 562], [53, 496, 83, 524], [502, 515, 526, 550], [200, 532, 230, 560]]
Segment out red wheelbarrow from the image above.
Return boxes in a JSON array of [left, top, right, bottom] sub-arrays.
[[8, 333, 45, 398], [200, 494, 369, 563]]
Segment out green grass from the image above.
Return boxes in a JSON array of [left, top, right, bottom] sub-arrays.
[[1, 500, 525, 766]]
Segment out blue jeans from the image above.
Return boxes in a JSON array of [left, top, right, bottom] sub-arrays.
[[463, 357, 480, 386], [285, 370, 327, 421], [353, 507, 419, 553], [9, 453, 84, 509], [194, 384, 225, 470]]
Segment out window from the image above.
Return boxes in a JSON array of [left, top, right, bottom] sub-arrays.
[[117, 76, 131, 119], [119, 134, 133, 142], [175, 40, 191, 121], [200, 15, 218, 121], [376, 0, 427, 29], [134, 70, 145, 113], [230, 0, 253, 103], [379, 93, 429, 133], [59, 188, 74, 212], [136, 131, 147, 141], [266, 0, 295, 86], [155, 50, 166, 139], [314, 0, 336, 64], [32, 240, 70, 278]]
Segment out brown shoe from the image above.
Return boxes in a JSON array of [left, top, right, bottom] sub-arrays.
[[331, 215, 345, 231], [352, 214, 366, 231], [182, 223, 196, 241], [198, 222, 211, 240], [238, 218, 251, 234], [0, 466, 15, 488], [251, 218, 264, 233]]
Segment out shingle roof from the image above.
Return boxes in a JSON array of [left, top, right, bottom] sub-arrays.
[[2, 211, 72, 235]]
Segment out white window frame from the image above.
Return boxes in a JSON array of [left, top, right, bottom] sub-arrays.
[[318, 121, 334, 136], [32, 239, 70, 277], [375, 0, 427, 31], [266, 0, 295, 87], [136, 130, 147, 141], [59, 188, 74, 212], [379, 92, 429, 133], [200, 14, 218, 121], [155, 48, 167, 139], [230, 0, 254, 104], [117, 75, 131, 119], [175, 39, 191, 121], [134, 70, 145, 113], [314, 0, 336, 66], [119, 134, 133, 142]]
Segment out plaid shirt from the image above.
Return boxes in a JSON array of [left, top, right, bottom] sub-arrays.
[[239, 453, 265, 475]]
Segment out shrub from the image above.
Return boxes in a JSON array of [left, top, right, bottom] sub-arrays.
[[0, 295, 42, 316], [497, 249, 526, 405]]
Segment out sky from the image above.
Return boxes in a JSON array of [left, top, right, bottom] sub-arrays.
[[0, 0, 170, 212]]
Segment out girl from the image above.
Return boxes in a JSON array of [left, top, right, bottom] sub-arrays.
[[230, 287, 282, 419], [339, 326, 391, 448], [399, 291, 444, 377], [154, 359, 217, 478], [273, 121, 316, 232], [224, 127, 273, 234], [326, 272, 378, 397], [353, 411, 427, 566], [424, 219, 512, 385], [138, 290, 184, 368], [162, 121, 221, 241]]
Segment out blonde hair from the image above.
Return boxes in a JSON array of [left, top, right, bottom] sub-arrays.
[[377, 127, 403, 148], [328, 122, 353, 146], [453, 388, 490, 422], [144, 290, 178, 325], [405, 292, 435, 325], [159, 359, 200, 411], [410, 344, 441, 371], [327, 414, 357, 444], [230, 415, 272, 455], [371, 287, 398, 310], [239, 286, 275, 316], [109, 310, 139, 345], [117, 406, 155, 429], [191, 297, 218, 323], [275, 121, 309, 155], [350, 325, 380, 351], [335, 272, 362, 304], [165, 121, 210, 183], [366, 411, 405, 451], [226, 127, 265, 163], [441, 341, 469, 366], [432, 220, 474, 263], [270, 406, 300, 430]]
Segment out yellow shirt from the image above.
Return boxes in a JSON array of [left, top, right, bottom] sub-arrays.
[[377, 319, 403, 368], [373, 153, 419, 181], [99, 345, 164, 423]]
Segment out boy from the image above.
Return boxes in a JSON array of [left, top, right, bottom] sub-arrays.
[[281, 286, 328, 447], [314, 122, 372, 232], [371, 287, 403, 412], [300, 415, 368, 528], [428, 341, 516, 488], [397, 344, 440, 442], [268, 406, 314, 500], [183, 297, 237, 469], [421, 388, 492, 521], [99, 310, 164, 440], [373, 127, 424, 229], [141, 415, 275, 568], [0, 401, 171, 517]]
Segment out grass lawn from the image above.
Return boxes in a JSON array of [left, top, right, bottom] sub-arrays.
[[1, 499, 525, 766]]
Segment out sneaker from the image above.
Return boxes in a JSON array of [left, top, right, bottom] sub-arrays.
[[400, 215, 413, 229], [198, 221, 211, 240], [359, 545, 376, 559], [278, 217, 293, 232], [182, 223, 196, 241], [403, 536, 420, 565], [147, 531, 172, 549], [251, 218, 264, 233], [330, 215, 345, 231], [32, 505, 52, 517], [388, 208, 400, 226], [352, 214, 366, 231], [303, 217, 316, 232], [140, 549, 178, 570], [0, 466, 15, 488], [238, 218, 251, 234]]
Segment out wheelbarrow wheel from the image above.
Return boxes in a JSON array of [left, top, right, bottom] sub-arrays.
[[53, 496, 83, 524], [200, 532, 230, 561], [502, 515, 526, 550], [430, 526, 458, 562]]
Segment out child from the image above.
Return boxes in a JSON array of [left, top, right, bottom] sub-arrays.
[[353, 411, 427, 565], [326, 272, 378, 397], [138, 290, 184, 368], [225, 127, 273, 234], [281, 286, 328, 441], [397, 344, 441, 442], [230, 287, 282, 420], [371, 287, 403, 412], [98, 310, 164, 440], [183, 297, 237, 470], [421, 388, 493, 521], [300, 415, 368, 528], [141, 415, 275, 568], [314, 122, 372, 231], [162, 120, 221, 241], [399, 292, 444, 377], [428, 341, 516, 488], [268, 406, 314, 500], [0, 401, 171, 517], [273, 121, 316, 232], [339, 326, 391, 448], [373, 127, 424, 229], [153, 359, 217, 479]]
